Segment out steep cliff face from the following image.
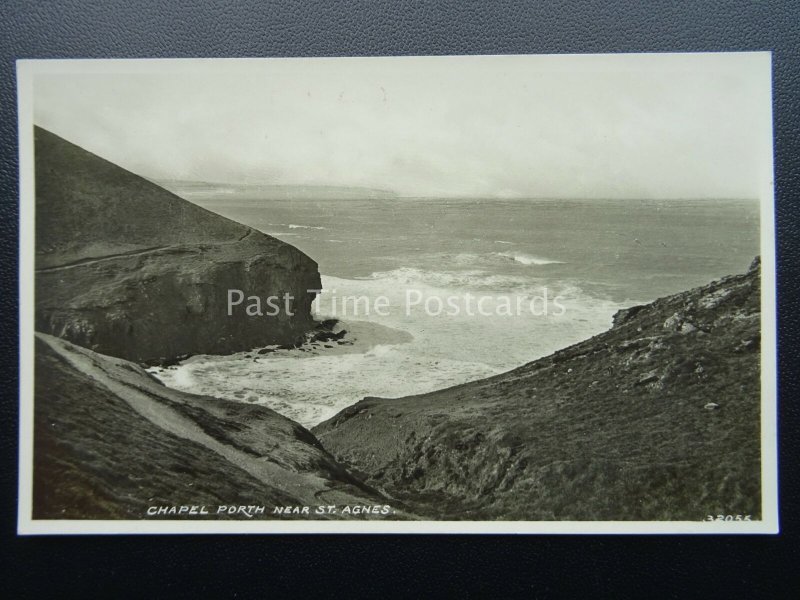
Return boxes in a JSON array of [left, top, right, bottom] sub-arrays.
[[34, 127, 320, 363], [314, 259, 762, 521], [33, 333, 402, 520]]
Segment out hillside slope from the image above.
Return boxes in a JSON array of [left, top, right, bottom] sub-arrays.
[[34, 127, 321, 363], [314, 259, 763, 521], [33, 333, 404, 520]]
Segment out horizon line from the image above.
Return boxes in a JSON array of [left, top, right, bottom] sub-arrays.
[[153, 179, 758, 203]]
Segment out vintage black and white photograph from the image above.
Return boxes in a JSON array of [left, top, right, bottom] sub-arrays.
[[17, 53, 776, 533]]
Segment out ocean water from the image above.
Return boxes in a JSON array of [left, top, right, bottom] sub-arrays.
[[150, 195, 760, 427]]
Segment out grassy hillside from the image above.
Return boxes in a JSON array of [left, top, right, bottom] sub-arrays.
[[314, 259, 762, 521], [33, 334, 405, 520], [35, 126, 260, 267]]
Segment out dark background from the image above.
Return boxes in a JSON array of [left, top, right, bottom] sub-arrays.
[[1, 1, 798, 596]]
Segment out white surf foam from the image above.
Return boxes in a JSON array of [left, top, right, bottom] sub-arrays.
[[151, 271, 621, 428], [361, 267, 534, 291], [497, 251, 564, 266], [288, 224, 325, 230]]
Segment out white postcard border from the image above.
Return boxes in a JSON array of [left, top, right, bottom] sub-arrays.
[[16, 54, 779, 535]]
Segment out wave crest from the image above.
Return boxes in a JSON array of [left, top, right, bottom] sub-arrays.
[[288, 224, 325, 230], [358, 267, 558, 294], [496, 251, 563, 266]]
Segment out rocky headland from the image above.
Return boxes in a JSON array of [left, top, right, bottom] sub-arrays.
[[314, 259, 762, 521], [34, 127, 321, 364]]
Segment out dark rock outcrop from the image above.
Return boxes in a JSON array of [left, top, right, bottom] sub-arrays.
[[34, 127, 321, 363], [33, 333, 406, 520], [314, 260, 762, 521]]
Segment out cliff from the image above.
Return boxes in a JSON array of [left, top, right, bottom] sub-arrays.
[[33, 333, 404, 519], [314, 259, 762, 521], [34, 127, 321, 363]]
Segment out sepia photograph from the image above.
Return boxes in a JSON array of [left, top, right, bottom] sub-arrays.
[[17, 53, 777, 533]]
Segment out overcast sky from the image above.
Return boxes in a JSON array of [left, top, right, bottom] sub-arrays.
[[32, 53, 771, 199]]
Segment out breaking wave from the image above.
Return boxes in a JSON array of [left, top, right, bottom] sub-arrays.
[[287, 224, 325, 230], [360, 267, 533, 292], [496, 251, 564, 266]]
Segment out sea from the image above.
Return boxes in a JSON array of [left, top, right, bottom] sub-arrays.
[[149, 193, 760, 427]]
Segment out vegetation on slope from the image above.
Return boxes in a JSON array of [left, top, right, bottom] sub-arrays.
[[34, 127, 321, 362], [314, 259, 762, 521], [33, 334, 398, 520]]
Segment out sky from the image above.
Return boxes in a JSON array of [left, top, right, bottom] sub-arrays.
[[32, 53, 772, 199]]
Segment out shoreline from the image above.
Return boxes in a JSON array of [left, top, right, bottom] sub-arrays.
[[29, 259, 762, 522], [148, 289, 620, 428]]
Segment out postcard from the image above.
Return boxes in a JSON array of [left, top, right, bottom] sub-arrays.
[[17, 53, 777, 534]]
